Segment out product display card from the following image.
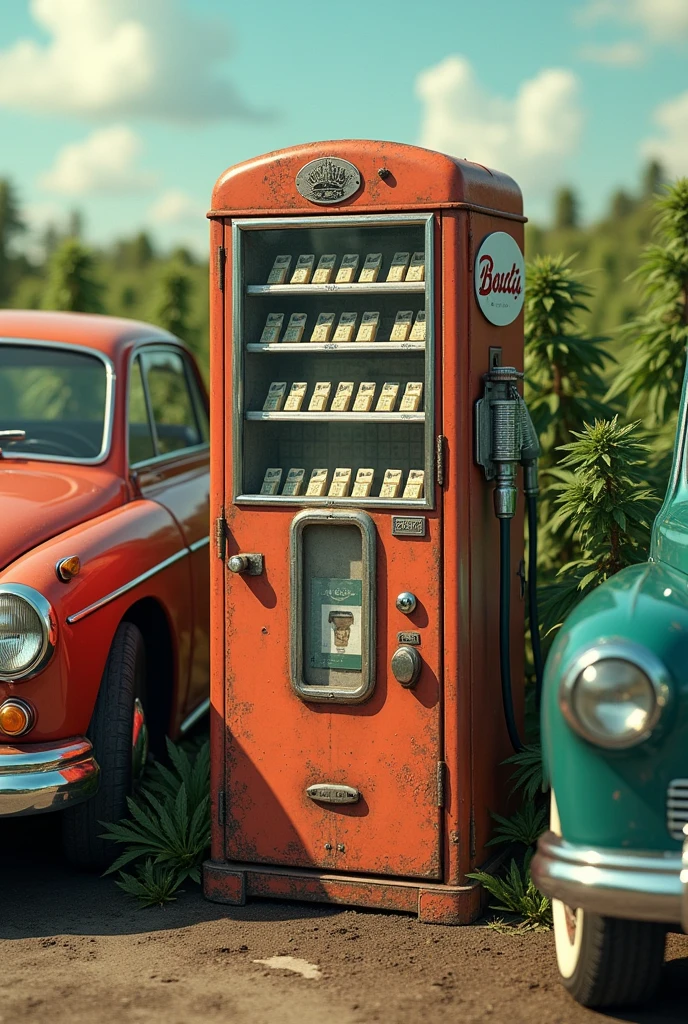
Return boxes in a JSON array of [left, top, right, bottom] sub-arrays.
[[282, 468, 305, 496], [284, 382, 308, 411], [355, 311, 379, 342], [310, 577, 362, 671], [312, 254, 337, 284], [328, 468, 352, 498], [351, 468, 375, 497], [409, 310, 426, 341], [283, 312, 307, 343], [335, 254, 359, 283], [390, 310, 414, 342], [386, 252, 411, 282], [403, 470, 425, 500], [308, 382, 332, 411], [267, 255, 291, 285], [359, 253, 382, 283], [352, 382, 376, 412], [310, 312, 336, 343], [331, 382, 354, 412], [380, 469, 403, 498], [333, 312, 357, 343], [376, 382, 400, 412], [406, 252, 425, 282], [259, 312, 284, 344], [263, 381, 287, 412], [290, 254, 315, 284], [399, 381, 423, 412], [260, 468, 283, 495], [306, 468, 329, 496]]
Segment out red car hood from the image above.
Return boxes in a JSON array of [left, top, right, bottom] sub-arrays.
[[0, 462, 127, 571]]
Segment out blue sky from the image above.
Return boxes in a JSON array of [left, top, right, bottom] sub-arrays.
[[0, 0, 686, 258]]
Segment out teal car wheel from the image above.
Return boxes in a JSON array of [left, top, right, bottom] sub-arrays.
[[550, 794, 667, 1008]]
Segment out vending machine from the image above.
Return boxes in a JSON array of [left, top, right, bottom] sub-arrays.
[[204, 141, 530, 924]]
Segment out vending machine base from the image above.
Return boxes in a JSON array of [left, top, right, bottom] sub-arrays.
[[203, 859, 485, 925]]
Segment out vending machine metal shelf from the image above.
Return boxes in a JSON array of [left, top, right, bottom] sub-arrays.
[[246, 282, 425, 296]]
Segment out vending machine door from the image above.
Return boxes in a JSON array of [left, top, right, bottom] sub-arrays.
[[222, 214, 442, 880]]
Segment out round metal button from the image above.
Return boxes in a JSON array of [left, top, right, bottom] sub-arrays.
[[396, 592, 417, 614], [228, 555, 250, 574], [391, 645, 422, 688]]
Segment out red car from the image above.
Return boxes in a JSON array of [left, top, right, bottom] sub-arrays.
[[0, 311, 210, 866]]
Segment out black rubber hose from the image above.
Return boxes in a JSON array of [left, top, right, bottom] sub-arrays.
[[527, 493, 544, 710], [499, 517, 524, 752]]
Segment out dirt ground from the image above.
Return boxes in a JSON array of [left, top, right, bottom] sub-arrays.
[[2, 816, 688, 1024]]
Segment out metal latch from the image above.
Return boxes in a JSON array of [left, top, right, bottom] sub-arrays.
[[306, 784, 360, 805], [228, 553, 264, 576]]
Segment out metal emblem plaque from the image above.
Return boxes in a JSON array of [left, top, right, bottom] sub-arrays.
[[391, 516, 426, 537], [306, 783, 360, 805], [296, 158, 361, 205], [398, 631, 421, 646]]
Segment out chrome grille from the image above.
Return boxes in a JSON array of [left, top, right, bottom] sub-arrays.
[[667, 779, 688, 841]]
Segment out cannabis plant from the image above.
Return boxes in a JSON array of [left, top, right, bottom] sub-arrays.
[[468, 856, 552, 931], [502, 743, 544, 803], [486, 804, 548, 848], [607, 178, 688, 427], [116, 860, 186, 908]]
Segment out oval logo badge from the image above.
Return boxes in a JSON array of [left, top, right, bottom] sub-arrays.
[[474, 232, 525, 327], [296, 157, 361, 205]]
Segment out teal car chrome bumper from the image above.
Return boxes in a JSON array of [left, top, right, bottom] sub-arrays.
[[532, 830, 685, 927], [0, 738, 100, 817]]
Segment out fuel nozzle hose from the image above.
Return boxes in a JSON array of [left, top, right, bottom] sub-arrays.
[[499, 517, 524, 752]]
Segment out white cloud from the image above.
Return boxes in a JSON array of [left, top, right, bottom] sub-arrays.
[[40, 126, 155, 194], [0, 0, 256, 121], [576, 0, 688, 43], [578, 41, 646, 65], [641, 91, 688, 178], [415, 57, 583, 204], [148, 189, 205, 227]]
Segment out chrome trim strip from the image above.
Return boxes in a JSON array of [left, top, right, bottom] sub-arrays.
[[532, 830, 684, 925], [130, 442, 210, 472], [189, 536, 210, 553], [0, 583, 57, 681], [0, 737, 100, 817], [66, 548, 189, 624], [0, 337, 115, 465], [179, 697, 210, 734], [558, 640, 672, 749]]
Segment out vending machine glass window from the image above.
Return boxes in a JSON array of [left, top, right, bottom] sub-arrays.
[[231, 214, 435, 508]]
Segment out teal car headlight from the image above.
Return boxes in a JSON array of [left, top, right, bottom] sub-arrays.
[[0, 584, 56, 681], [559, 643, 670, 749]]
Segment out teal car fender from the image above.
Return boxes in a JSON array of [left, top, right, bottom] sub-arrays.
[[542, 559, 688, 853]]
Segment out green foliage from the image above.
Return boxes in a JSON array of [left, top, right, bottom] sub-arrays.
[[116, 859, 185, 908], [486, 804, 548, 848], [553, 187, 578, 230], [100, 739, 210, 905], [468, 857, 552, 930], [150, 260, 198, 351], [606, 179, 688, 427], [502, 744, 544, 803], [43, 238, 104, 313]]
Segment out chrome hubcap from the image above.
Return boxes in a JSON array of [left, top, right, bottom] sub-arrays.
[[131, 697, 148, 785]]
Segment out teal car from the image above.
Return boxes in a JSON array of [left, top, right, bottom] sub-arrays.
[[531, 398, 688, 1008]]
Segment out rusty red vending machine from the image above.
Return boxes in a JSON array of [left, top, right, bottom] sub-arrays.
[[204, 141, 530, 924]]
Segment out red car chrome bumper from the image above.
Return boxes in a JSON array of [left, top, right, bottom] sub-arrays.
[[0, 738, 100, 817]]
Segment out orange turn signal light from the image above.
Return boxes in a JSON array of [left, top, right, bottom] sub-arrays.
[[56, 555, 81, 582], [0, 699, 34, 737]]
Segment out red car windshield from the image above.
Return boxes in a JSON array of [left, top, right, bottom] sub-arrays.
[[0, 343, 109, 461]]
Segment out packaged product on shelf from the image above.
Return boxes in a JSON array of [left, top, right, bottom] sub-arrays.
[[386, 252, 411, 282], [284, 382, 308, 411], [352, 468, 375, 497], [333, 312, 358, 343], [260, 467, 283, 495], [409, 310, 426, 341], [390, 310, 414, 342], [290, 254, 315, 284], [399, 381, 423, 412], [259, 312, 284, 344], [267, 255, 291, 285], [376, 382, 400, 412], [263, 381, 287, 412], [329, 468, 352, 498], [358, 253, 383, 283], [380, 469, 403, 498], [282, 468, 305, 496], [403, 470, 425, 500], [308, 381, 332, 411], [310, 312, 336, 343], [335, 254, 360, 283], [352, 382, 376, 412], [312, 254, 337, 284], [306, 468, 329, 497], [283, 312, 308, 343], [331, 381, 355, 412], [406, 251, 425, 282], [355, 311, 380, 342]]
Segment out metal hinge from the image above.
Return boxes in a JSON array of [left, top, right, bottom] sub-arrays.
[[215, 515, 227, 560], [437, 761, 447, 808], [216, 246, 226, 291], [436, 435, 447, 488], [218, 790, 226, 826]]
